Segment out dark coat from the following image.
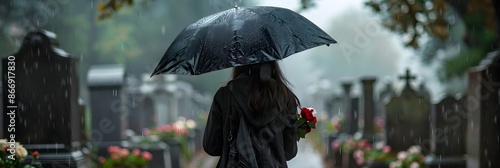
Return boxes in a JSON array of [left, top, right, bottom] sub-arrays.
[[203, 74, 298, 168]]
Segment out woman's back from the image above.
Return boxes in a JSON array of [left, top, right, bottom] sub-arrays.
[[203, 61, 299, 168]]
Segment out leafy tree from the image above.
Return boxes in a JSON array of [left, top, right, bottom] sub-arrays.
[[363, 0, 498, 80]]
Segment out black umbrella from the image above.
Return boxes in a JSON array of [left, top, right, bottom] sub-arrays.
[[151, 6, 336, 76]]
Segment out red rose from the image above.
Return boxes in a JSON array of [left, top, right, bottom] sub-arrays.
[[32, 150, 39, 158], [300, 108, 315, 122], [312, 117, 317, 124]]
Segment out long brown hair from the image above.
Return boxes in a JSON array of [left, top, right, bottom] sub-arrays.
[[232, 61, 300, 112]]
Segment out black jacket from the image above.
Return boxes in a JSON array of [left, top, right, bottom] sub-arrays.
[[203, 74, 298, 168]]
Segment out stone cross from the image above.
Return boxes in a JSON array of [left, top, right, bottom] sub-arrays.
[[385, 70, 431, 152], [399, 69, 416, 87]]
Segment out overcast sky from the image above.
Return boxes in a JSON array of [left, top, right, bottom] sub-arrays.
[[256, 0, 446, 104]]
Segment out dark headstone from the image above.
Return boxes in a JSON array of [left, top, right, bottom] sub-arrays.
[[325, 94, 338, 118], [466, 50, 500, 168], [164, 139, 182, 168], [1, 30, 86, 167], [125, 76, 144, 134], [349, 97, 359, 135], [87, 64, 127, 145], [141, 97, 156, 129], [432, 96, 467, 156], [426, 96, 467, 168], [361, 78, 376, 141], [385, 69, 431, 152], [376, 82, 395, 118], [341, 82, 355, 134]]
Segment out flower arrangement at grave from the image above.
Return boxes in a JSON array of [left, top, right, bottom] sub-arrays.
[[297, 107, 318, 141], [331, 137, 361, 153], [352, 141, 396, 166], [141, 117, 197, 159], [98, 146, 152, 168], [0, 139, 42, 168], [325, 115, 343, 134], [389, 145, 427, 168]]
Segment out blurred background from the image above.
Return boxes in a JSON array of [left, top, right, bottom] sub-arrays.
[[0, 0, 498, 167]]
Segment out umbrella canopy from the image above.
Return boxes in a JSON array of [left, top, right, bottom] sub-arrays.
[[151, 6, 336, 76]]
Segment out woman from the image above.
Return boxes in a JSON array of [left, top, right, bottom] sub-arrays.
[[203, 61, 299, 168]]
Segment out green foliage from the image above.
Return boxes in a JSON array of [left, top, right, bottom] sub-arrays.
[[441, 48, 484, 79]]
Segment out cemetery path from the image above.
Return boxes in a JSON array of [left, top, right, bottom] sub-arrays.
[[188, 140, 325, 168], [287, 140, 325, 168]]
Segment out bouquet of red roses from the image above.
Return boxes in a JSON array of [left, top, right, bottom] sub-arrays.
[[297, 107, 317, 141]]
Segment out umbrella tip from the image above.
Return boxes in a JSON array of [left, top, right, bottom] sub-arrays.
[[150, 71, 157, 78]]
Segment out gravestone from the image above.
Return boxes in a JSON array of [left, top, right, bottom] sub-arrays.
[[376, 82, 395, 118], [385, 69, 431, 152], [141, 97, 156, 129], [466, 50, 500, 168], [140, 74, 178, 126], [87, 64, 127, 146], [361, 78, 376, 141], [325, 94, 340, 119], [174, 80, 196, 119], [341, 82, 357, 134], [125, 75, 144, 134], [1, 30, 86, 167], [350, 97, 359, 135], [427, 96, 466, 168]]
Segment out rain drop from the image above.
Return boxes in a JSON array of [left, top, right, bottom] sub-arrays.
[[162, 25, 166, 35]]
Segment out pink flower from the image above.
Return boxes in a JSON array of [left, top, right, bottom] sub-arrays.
[[357, 139, 368, 148], [410, 162, 420, 168], [397, 151, 408, 160], [107, 146, 121, 154], [98, 157, 106, 164], [133, 149, 141, 156], [353, 150, 364, 159], [364, 145, 372, 151], [382, 145, 391, 153], [374, 117, 384, 128], [120, 148, 129, 157], [111, 153, 120, 160], [331, 140, 340, 151], [142, 128, 150, 135], [389, 161, 401, 168], [356, 158, 365, 166], [408, 145, 421, 154], [141, 151, 153, 161]]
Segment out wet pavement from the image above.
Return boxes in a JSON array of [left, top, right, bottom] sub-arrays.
[[188, 140, 325, 168], [288, 140, 325, 168]]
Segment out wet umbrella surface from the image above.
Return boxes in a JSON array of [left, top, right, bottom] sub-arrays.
[[151, 6, 336, 76]]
